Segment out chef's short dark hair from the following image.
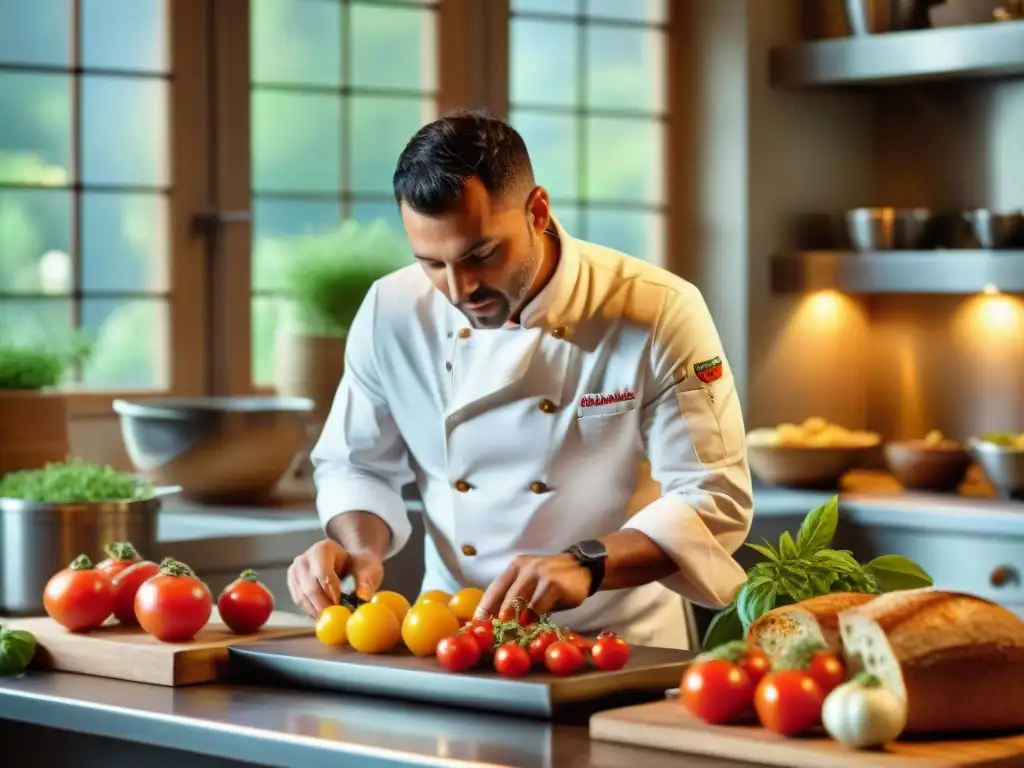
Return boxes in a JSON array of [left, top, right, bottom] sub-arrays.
[[393, 108, 535, 214]]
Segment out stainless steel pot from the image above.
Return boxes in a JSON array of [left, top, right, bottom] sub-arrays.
[[0, 496, 162, 615]]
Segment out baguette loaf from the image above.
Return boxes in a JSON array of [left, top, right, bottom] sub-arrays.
[[747, 592, 876, 660], [839, 588, 1024, 734]]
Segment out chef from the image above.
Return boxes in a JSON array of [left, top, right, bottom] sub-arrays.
[[287, 109, 753, 649]]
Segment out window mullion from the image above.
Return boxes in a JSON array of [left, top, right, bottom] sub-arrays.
[[168, 0, 213, 396]]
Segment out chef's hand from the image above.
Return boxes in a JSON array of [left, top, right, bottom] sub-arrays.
[[287, 538, 384, 619], [475, 553, 591, 621]]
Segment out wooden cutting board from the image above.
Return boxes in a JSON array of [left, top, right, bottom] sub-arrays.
[[6, 611, 313, 687], [590, 698, 1024, 768]]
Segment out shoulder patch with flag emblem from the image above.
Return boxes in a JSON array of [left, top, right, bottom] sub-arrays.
[[693, 355, 723, 384]]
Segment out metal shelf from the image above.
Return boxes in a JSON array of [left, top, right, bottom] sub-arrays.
[[771, 251, 1024, 294], [770, 22, 1024, 89]]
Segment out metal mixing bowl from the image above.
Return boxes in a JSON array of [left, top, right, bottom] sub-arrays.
[[0, 496, 161, 615], [845, 207, 935, 251], [113, 396, 316, 504], [962, 210, 1024, 249], [967, 439, 1024, 502]]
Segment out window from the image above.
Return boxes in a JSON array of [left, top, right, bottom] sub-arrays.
[[508, 0, 667, 264], [249, 0, 438, 386], [0, 0, 183, 392]]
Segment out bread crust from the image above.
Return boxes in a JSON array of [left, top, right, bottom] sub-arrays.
[[839, 588, 1024, 734]]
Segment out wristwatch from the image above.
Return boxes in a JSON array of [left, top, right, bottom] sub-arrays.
[[564, 539, 608, 597]]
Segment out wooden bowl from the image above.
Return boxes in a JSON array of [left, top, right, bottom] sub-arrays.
[[746, 443, 876, 489], [883, 440, 972, 492]]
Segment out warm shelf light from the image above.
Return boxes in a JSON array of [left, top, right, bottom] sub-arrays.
[[983, 283, 1000, 296]]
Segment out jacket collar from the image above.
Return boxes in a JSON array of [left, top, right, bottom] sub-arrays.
[[519, 214, 581, 332]]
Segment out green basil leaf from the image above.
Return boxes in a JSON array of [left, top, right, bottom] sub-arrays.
[[863, 555, 933, 592], [795, 496, 839, 556], [778, 530, 799, 560], [814, 549, 860, 574], [0, 626, 36, 676], [735, 582, 758, 629], [745, 542, 779, 562], [748, 583, 779, 625], [702, 602, 744, 651]]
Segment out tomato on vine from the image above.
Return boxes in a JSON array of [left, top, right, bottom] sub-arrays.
[[590, 631, 630, 671], [135, 558, 212, 642], [494, 643, 531, 677], [44, 554, 114, 632], [218, 569, 275, 634]]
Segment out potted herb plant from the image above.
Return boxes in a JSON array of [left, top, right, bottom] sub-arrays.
[[273, 219, 409, 463], [0, 338, 91, 478], [0, 459, 160, 615]]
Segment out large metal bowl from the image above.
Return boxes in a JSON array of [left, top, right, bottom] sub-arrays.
[[113, 396, 316, 504], [967, 438, 1024, 501], [0, 496, 161, 615], [845, 207, 936, 251]]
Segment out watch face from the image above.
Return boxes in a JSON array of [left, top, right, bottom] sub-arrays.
[[577, 539, 607, 560]]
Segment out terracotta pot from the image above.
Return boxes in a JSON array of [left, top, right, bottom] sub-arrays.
[[0, 390, 70, 477], [273, 330, 346, 477]]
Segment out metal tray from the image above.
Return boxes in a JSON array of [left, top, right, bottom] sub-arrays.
[[229, 636, 693, 720]]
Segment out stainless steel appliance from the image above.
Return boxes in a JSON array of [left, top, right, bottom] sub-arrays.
[[0, 497, 161, 615]]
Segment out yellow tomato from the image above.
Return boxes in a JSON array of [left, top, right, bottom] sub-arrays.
[[315, 605, 352, 646], [448, 587, 484, 623], [401, 601, 461, 657], [370, 590, 412, 623], [416, 589, 453, 607], [346, 603, 401, 654]]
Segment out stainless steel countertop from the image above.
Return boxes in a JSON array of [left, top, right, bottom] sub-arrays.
[[0, 672, 741, 768]]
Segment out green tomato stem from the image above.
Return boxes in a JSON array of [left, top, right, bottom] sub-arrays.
[[239, 569, 259, 582], [159, 557, 196, 578], [104, 541, 139, 562], [69, 554, 93, 571]]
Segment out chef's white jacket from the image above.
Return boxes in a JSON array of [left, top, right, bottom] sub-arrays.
[[311, 218, 753, 650]]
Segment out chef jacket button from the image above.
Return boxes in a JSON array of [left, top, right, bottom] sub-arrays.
[[447, 331, 454, 339], [458, 328, 471, 339], [454, 479, 471, 493], [529, 481, 548, 494], [445, 361, 452, 371], [551, 326, 566, 339], [461, 544, 477, 557], [538, 399, 557, 414]]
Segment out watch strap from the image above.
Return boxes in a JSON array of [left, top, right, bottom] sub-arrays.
[[566, 540, 607, 597]]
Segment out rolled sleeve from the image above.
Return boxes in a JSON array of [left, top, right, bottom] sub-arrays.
[[310, 282, 414, 561], [623, 285, 754, 608]]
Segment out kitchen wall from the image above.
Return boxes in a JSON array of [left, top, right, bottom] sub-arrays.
[[676, 0, 1024, 440]]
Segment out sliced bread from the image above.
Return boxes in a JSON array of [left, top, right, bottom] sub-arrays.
[[839, 588, 1024, 733], [746, 592, 876, 660]]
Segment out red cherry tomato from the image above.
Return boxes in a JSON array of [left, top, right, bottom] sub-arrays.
[[544, 640, 586, 675], [464, 618, 496, 655], [528, 630, 558, 665], [567, 632, 591, 653], [590, 631, 631, 671], [681, 659, 754, 725], [95, 541, 141, 580], [806, 651, 845, 695], [754, 670, 825, 737], [740, 647, 772, 687], [135, 558, 212, 642], [111, 559, 160, 625], [436, 634, 482, 672], [217, 569, 275, 634], [494, 643, 531, 677], [43, 554, 115, 632]]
